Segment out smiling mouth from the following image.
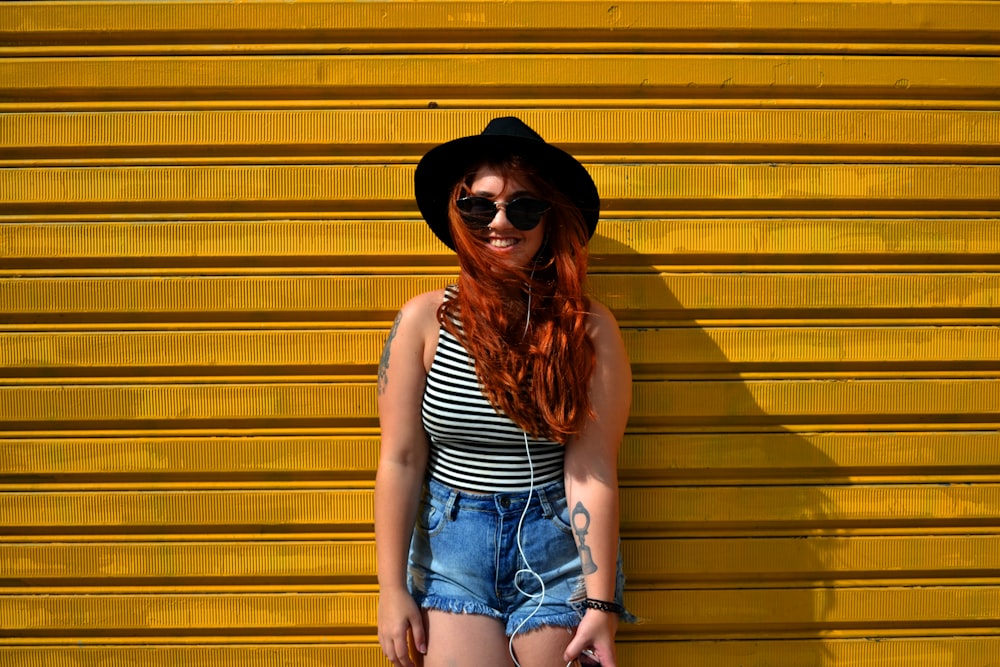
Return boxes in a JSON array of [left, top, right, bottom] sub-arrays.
[[488, 237, 519, 248]]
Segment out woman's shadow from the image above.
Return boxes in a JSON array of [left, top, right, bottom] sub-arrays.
[[592, 234, 843, 664]]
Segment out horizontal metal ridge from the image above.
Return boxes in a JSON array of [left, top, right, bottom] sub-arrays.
[[2, 588, 1000, 636], [1, 326, 998, 376], [3, 109, 998, 158], [2, 485, 1000, 534], [3, 274, 997, 324], [2, 639, 999, 667], [2, 1, 998, 47], [3, 220, 999, 266], [1, 56, 998, 106], [0, 379, 997, 429], [3, 164, 997, 215], [3, 534, 999, 585], [2, 431, 998, 482]]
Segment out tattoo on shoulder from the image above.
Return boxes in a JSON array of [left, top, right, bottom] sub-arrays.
[[378, 312, 402, 396], [571, 501, 598, 575]]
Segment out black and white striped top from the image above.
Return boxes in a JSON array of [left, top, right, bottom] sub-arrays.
[[421, 326, 565, 493]]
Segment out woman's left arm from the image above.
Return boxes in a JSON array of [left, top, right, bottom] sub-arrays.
[[563, 300, 632, 667]]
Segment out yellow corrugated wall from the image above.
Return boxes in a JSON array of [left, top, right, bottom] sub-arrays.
[[1, 1, 999, 664]]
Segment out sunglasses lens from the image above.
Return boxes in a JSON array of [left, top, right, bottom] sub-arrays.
[[506, 198, 550, 230], [456, 197, 497, 228]]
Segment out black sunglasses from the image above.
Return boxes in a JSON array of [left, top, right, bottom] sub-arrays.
[[456, 196, 551, 231]]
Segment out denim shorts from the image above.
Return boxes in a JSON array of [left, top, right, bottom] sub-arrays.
[[408, 477, 629, 637]]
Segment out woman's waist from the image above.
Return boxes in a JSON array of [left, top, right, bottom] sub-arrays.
[[425, 474, 566, 508]]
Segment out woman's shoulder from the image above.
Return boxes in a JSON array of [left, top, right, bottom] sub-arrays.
[[402, 287, 446, 311], [585, 297, 631, 380], [396, 288, 445, 334], [585, 297, 622, 336]]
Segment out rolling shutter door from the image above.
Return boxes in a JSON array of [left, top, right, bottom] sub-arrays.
[[1, 2, 999, 664]]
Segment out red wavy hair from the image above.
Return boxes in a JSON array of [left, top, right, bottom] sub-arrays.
[[438, 155, 596, 443]]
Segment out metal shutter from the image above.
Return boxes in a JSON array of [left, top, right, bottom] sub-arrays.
[[2, 2, 999, 664]]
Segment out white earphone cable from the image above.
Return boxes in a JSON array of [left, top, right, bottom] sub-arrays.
[[509, 264, 586, 667], [507, 429, 544, 667], [509, 274, 544, 666]]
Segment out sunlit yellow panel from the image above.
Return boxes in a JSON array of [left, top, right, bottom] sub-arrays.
[[620, 484, 1000, 534], [622, 326, 1000, 368], [0, 330, 386, 372], [0, 489, 374, 531], [0, 592, 378, 632], [626, 587, 1000, 635], [0, 220, 452, 261], [0, 541, 377, 582], [0, 383, 379, 428], [622, 534, 1000, 583], [619, 431, 1000, 481], [0, 436, 381, 476], [629, 378, 1000, 423]]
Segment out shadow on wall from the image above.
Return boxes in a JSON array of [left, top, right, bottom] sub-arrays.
[[597, 234, 843, 665]]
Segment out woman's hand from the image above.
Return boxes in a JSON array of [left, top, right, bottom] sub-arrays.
[[377, 586, 426, 667], [563, 609, 618, 667]]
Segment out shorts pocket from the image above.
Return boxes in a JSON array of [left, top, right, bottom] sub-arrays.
[[547, 494, 574, 536], [416, 495, 448, 538]]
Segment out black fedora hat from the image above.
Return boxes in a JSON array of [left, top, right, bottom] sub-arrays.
[[414, 116, 600, 250]]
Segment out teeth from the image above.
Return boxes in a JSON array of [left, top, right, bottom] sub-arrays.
[[489, 238, 517, 248]]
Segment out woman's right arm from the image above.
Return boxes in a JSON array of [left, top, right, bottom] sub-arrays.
[[375, 292, 439, 667]]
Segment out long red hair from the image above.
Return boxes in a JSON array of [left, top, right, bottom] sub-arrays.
[[438, 156, 596, 443]]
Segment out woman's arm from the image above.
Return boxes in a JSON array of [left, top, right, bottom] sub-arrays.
[[563, 300, 632, 667], [375, 290, 441, 667]]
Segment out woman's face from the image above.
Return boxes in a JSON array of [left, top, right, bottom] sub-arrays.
[[464, 165, 547, 267]]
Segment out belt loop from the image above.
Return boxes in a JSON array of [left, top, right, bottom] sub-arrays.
[[445, 489, 460, 520], [536, 485, 554, 519]]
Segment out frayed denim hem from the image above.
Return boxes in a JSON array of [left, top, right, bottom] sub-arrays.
[[619, 609, 641, 625], [415, 593, 505, 623], [506, 610, 581, 637]]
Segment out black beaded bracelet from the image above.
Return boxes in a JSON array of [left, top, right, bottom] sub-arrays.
[[582, 597, 625, 614]]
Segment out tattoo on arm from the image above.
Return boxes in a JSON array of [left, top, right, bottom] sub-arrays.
[[571, 501, 598, 575], [378, 313, 402, 396]]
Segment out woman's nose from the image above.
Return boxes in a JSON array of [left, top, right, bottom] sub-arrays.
[[488, 202, 513, 229]]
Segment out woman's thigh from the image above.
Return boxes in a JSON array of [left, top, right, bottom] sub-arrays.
[[421, 609, 514, 667], [511, 624, 576, 667]]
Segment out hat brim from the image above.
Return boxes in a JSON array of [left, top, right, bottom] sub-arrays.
[[415, 134, 600, 251]]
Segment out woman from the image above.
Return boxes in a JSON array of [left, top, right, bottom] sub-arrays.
[[375, 117, 632, 667]]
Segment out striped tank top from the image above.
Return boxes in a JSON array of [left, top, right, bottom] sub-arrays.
[[421, 322, 565, 493]]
